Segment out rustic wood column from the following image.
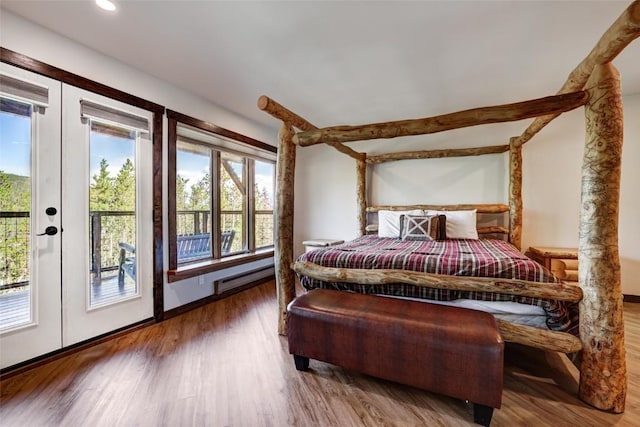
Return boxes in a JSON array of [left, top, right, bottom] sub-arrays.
[[509, 138, 523, 250], [275, 122, 297, 335], [578, 63, 626, 412], [356, 156, 367, 235]]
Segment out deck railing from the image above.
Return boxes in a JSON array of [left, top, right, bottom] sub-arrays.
[[1, 209, 273, 289], [0, 211, 30, 289]]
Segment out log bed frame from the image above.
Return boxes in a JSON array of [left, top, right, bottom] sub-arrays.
[[259, 1, 640, 413]]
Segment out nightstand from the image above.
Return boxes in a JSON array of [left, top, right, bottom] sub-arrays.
[[526, 246, 578, 282]]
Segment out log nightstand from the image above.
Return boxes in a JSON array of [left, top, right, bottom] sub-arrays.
[[526, 246, 578, 282]]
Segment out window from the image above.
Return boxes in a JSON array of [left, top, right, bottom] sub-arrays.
[[167, 110, 276, 279]]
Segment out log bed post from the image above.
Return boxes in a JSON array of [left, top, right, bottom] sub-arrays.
[[275, 122, 297, 335], [356, 155, 367, 235], [509, 137, 523, 250], [578, 63, 626, 412]]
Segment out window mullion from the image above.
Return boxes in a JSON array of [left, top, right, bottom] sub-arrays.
[[247, 158, 256, 251], [212, 150, 221, 259]]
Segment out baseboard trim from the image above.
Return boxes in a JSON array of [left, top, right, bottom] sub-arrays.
[[164, 274, 274, 320], [0, 318, 154, 380], [624, 294, 640, 303]]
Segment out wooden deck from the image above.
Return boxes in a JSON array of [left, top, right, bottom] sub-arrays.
[[0, 273, 138, 330]]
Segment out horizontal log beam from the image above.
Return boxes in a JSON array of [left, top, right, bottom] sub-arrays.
[[292, 261, 583, 303], [366, 204, 509, 214], [326, 141, 365, 160], [258, 95, 363, 160], [363, 224, 508, 235], [258, 95, 316, 132], [366, 145, 508, 164], [512, 0, 640, 148], [478, 226, 509, 235], [496, 319, 583, 353], [293, 91, 589, 146]]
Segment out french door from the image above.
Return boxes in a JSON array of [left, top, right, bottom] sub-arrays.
[[0, 65, 62, 368], [61, 85, 154, 346], [0, 65, 154, 369]]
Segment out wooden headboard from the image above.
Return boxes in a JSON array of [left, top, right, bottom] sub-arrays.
[[365, 204, 510, 240]]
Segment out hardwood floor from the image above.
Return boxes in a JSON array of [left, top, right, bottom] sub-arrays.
[[1, 280, 639, 426]]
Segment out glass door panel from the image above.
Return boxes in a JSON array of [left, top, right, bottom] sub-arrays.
[[88, 122, 138, 307], [0, 98, 32, 330]]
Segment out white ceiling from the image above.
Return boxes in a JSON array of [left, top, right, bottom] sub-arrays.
[[2, 0, 639, 149]]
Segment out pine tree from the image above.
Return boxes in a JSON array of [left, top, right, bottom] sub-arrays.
[[90, 159, 114, 211], [113, 158, 135, 210], [176, 174, 189, 210], [190, 173, 210, 210]]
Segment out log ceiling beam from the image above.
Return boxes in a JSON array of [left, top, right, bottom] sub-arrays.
[[293, 91, 589, 146], [257, 95, 364, 160], [512, 0, 640, 148]]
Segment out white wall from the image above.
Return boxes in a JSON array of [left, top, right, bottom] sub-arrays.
[[294, 94, 640, 296], [523, 93, 640, 296], [0, 10, 277, 310], [294, 142, 508, 256]]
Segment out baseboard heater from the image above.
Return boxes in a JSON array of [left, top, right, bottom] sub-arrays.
[[215, 265, 275, 294]]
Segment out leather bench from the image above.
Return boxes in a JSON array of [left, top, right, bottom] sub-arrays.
[[287, 289, 504, 426]]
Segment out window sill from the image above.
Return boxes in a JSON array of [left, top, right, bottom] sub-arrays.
[[167, 249, 274, 283]]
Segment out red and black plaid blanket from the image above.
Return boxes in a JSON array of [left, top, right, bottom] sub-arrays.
[[297, 235, 579, 335]]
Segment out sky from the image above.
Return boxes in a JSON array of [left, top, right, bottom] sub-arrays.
[[1, 108, 274, 204], [0, 111, 31, 177], [0, 109, 134, 180]]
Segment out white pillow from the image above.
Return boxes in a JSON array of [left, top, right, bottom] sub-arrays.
[[427, 209, 478, 239], [378, 209, 424, 238]]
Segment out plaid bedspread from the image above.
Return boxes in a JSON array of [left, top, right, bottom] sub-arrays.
[[297, 235, 579, 335]]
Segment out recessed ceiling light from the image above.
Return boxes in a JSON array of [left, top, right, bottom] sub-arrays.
[[96, 0, 116, 12]]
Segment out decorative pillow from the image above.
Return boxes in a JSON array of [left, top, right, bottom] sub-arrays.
[[399, 214, 441, 241], [378, 209, 424, 238], [427, 209, 478, 239]]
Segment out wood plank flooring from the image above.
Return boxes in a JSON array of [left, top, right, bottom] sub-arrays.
[[1, 280, 639, 426], [0, 274, 136, 330]]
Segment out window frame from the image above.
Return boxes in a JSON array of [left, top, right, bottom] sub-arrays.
[[166, 110, 276, 282]]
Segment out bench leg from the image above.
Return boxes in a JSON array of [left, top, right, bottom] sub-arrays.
[[473, 404, 494, 426], [293, 355, 309, 371]]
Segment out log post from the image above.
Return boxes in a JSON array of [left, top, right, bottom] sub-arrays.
[[509, 137, 523, 250], [275, 122, 297, 335], [578, 63, 626, 412], [356, 156, 367, 235]]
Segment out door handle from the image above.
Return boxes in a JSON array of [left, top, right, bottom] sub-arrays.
[[37, 226, 58, 236]]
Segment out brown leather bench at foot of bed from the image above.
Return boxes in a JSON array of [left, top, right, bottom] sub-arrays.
[[287, 289, 504, 426]]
